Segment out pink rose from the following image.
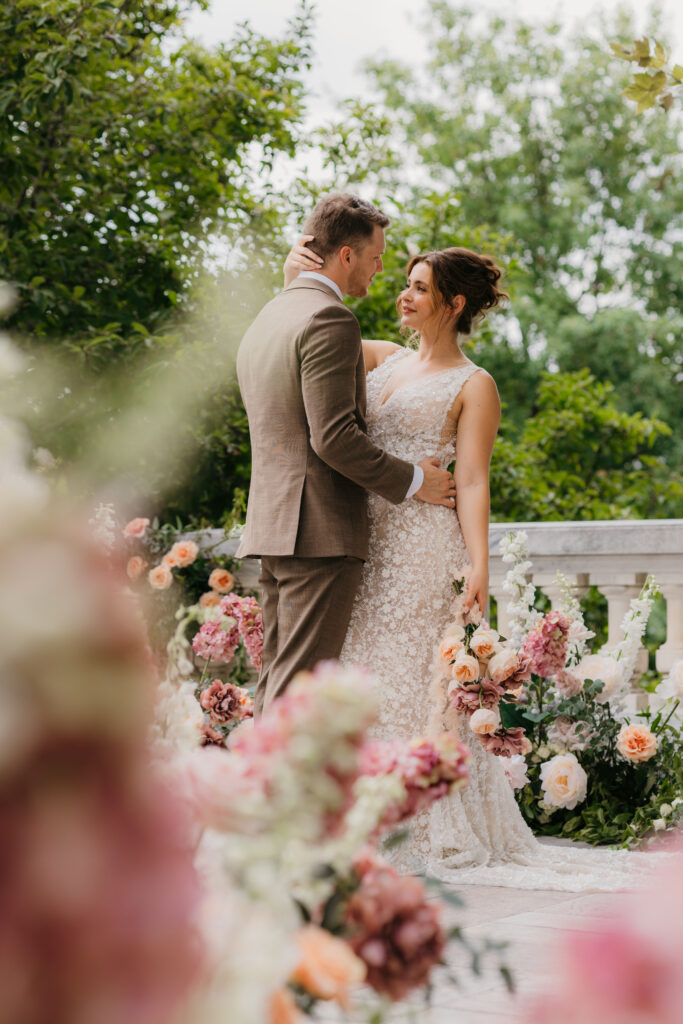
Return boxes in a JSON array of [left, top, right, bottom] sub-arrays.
[[208, 568, 235, 594], [200, 680, 253, 726], [123, 517, 150, 538], [554, 668, 584, 698], [148, 563, 173, 590], [480, 727, 530, 757], [448, 678, 504, 714], [163, 540, 199, 568]]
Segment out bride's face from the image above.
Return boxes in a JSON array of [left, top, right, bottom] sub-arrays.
[[399, 262, 435, 330]]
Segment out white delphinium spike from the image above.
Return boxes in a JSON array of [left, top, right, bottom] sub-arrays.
[[554, 570, 594, 663], [500, 530, 541, 647]]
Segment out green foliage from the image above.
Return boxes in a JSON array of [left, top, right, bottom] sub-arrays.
[[0, 0, 310, 357], [518, 689, 683, 846], [490, 369, 683, 521], [611, 36, 683, 111]]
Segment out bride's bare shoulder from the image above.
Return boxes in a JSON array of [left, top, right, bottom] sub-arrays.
[[362, 339, 403, 373]]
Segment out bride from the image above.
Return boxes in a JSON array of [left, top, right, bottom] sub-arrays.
[[284, 237, 656, 892]]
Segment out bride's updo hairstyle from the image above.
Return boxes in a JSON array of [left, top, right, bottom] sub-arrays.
[[402, 247, 508, 336]]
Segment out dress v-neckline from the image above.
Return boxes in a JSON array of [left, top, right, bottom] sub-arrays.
[[377, 350, 474, 408]]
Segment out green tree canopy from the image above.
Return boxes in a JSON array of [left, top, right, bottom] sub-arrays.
[[0, 0, 309, 363]]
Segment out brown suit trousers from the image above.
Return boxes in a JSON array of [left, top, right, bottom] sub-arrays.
[[236, 277, 414, 713]]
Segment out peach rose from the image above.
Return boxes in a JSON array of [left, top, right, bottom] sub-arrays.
[[540, 752, 587, 809], [126, 555, 147, 581], [616, 723, 658, 764], [123, 517, 150, 538], [269, 988, 303, 1024], [199, 590, 221, 608], [450, 654, 479, 684], [439, 636, 465, 664], [469, 627, 500, 661], [148, 562, 173, 590], [487, 649, 519, 684], [208, 567, 235, 593], [164, 540, 199, 568], [291, 925, 366, 1008], [469, 708, 500, 735]]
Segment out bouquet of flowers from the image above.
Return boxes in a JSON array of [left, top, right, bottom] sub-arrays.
[[498, 532, 682, 846]]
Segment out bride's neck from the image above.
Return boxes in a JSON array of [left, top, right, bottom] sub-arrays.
[[416, 326, 464, 365]]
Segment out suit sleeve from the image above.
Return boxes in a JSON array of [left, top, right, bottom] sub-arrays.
[[299, 305, 415, 505]]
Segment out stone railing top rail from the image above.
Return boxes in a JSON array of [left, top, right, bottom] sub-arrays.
[[489, 519, 683, 559]]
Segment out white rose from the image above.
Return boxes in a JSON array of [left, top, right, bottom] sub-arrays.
[[660, 804, 673, 817], [669, 660, 683, 699], [576, 655, 623, 703], [653, 818, 667, 832], [502, 754, 529, 791], [539, 752, 588, 810], [469, 708, 500, 735], [672, 797, 683, 809], [566, 619, 595, 645], [488, 649, 519, 684]]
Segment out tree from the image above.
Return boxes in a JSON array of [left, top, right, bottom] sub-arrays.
[[0, 0, 310, 364], [490, 370, 682, 521]]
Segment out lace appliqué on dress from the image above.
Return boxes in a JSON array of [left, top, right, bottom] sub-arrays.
[[340, 348, 660, 892]]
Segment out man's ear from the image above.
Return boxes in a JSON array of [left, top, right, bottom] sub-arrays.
[[338, 245, 353, 266]]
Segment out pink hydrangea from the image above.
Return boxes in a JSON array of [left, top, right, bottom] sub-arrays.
[[192, 619, 239, 664], [346, 851, 446, 1001], [522, 611, 570, 678], [218, 594, 264, 671]]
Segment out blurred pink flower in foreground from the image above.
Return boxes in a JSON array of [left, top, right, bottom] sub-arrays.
[[530, 841, 683, 1024], [345, 849, 445, 1001]]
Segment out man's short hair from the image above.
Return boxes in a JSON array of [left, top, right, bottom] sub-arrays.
[[303, 193, 389, 263]]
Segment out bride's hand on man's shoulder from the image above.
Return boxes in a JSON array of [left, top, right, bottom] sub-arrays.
[[284, 235, 323, 286]]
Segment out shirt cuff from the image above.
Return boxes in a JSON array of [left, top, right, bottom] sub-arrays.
[[405, 464, 424, 500]]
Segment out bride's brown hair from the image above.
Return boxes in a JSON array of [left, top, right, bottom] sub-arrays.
[[399, 247, 508, 336]]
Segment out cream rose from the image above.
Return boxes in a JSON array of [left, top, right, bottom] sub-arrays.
[[616, 723, 658, 764], [123, 516, 150, 538], [540, 752, 588, 810], [469, 627, 500, 661], [576, 654, 623, 702], [487, 649, 519, 684], [148, 562, 173, 590], [439, 636, 465, 664], [450, 654, 479, 684], [469, 708, 500, 735], [443, 622, 466, 642]]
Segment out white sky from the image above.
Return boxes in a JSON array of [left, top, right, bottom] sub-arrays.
[[184, 0, 683, 122]]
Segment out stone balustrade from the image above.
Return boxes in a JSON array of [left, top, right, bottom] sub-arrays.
[[190, 519, 683, 679]]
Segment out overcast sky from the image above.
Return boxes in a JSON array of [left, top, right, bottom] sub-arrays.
[[184, 0, 683, 121]]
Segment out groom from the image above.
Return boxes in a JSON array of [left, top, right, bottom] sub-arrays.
[[236, 193, 456, 714]]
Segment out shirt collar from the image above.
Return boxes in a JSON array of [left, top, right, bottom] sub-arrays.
[[297, 271, 343, 302]]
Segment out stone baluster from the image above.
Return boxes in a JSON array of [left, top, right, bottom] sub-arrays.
[[655, 583, 683, 674], [488, 580, 514, 638], [596, 576, 649, 702]]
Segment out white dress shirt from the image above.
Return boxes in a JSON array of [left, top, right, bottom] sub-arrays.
[[297, 271, 424, 501]]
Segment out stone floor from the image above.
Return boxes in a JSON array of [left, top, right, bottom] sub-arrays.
[[316, 883, 628, 1023]]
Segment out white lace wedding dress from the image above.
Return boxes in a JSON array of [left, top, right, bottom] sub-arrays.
[[340, 348, 656, 891]]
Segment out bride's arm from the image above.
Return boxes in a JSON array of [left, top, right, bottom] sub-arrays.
[[451, 371, 501, 617], [362, 338, 402, 373], [284, 235, 323, 286]]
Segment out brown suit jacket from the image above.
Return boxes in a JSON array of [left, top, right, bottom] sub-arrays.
[[236, 277, 414, 560]]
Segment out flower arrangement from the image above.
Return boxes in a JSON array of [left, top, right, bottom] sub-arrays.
[[498, 532, 682, 846], [433, 578, 534, 759]]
